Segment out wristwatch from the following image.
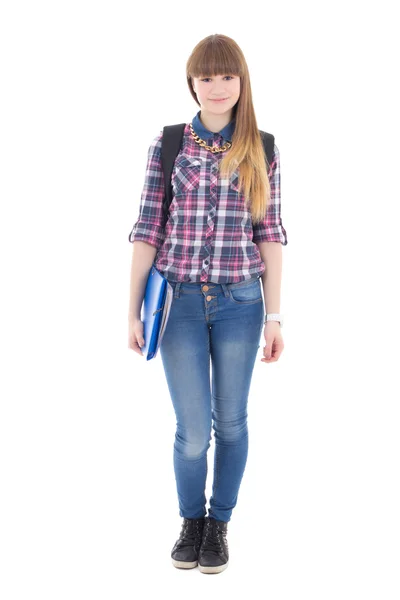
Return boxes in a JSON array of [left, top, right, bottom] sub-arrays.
[[264, 313, 284, 327]]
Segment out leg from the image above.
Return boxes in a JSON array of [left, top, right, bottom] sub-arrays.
[[208, 300, 263, 522], [160, 295, 212, 519]]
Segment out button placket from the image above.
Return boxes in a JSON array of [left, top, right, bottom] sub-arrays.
[[202, 284, 216, 306], [202, 154, 218, 280], [202, 284, 215, 293]]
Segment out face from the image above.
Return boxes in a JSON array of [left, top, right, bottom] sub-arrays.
[[192, 74, 240, 115]]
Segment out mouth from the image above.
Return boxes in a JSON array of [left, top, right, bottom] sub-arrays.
[[210, 98, 228, 102]]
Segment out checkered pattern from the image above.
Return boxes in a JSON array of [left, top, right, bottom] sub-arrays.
[[128, 116, 288, 284]]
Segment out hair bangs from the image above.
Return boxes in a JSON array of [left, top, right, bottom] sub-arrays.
[[188, 37, 244, 79]]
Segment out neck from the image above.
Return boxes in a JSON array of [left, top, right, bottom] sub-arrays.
[[199, 109, 233, 133]]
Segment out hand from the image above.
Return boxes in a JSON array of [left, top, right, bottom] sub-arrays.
[[128, 318, 145, 356], [261, 321, 284, 363]]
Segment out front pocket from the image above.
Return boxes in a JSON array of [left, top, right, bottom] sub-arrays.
[[228, 279, 263, 304], [172, 155, 203, 195]]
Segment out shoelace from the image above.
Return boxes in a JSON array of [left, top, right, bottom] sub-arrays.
[[201, 519, 226, 554], [177, 519, 204, 549]]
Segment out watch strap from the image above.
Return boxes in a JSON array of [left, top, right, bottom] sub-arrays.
[[264, 313, 283, 327]]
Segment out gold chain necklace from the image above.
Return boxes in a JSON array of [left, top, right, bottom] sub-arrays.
[[189, 122, 232, 154]]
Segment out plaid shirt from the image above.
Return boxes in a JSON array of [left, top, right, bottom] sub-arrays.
[[128, 110, 288, 283]]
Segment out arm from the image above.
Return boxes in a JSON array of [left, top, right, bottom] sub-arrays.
[[252, 143, 287, 246], [128, 241, 158, 321], [127, 131, 165, 322], [257, 241, 282, 314], [253, 143, 287, 363], [252, 143, 287, 314]]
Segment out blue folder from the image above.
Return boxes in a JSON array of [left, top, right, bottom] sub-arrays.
[[141, 264, 173, 361]]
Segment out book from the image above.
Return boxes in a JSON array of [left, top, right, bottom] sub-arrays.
[[140, 264, 173, 361]]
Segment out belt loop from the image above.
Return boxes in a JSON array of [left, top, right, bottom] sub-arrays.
[[174, 282, 182, 298], [220, 283, 230, 298]]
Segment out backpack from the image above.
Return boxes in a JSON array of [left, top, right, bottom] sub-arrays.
[[160, 123, 275, 230]]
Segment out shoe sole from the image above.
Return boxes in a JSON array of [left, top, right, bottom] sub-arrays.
[[171, 558, 198, 569], [198, 560, 229, 574]]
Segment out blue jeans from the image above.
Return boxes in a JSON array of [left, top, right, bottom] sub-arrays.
[[159, 276, 264, 523]]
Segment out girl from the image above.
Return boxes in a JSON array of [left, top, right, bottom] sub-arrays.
[[127, 33, 287, 574]]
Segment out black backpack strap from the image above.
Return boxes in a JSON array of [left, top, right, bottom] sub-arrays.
[[161, 123, 186, 228], [259, 130, 275, 173]]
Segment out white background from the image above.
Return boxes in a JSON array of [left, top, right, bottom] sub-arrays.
[[1, 1, 399, 598]]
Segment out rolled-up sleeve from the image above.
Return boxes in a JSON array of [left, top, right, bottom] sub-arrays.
[[252, 143, 288, 245], [128, 131, 166, 250]]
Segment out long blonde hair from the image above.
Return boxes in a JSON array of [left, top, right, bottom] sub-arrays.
[[186, 34, 273, 225]]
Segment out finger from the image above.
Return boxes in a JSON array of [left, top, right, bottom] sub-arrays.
[[128, 339, 144, 356], [272, 344, 284, 359], [263, 346, 273, 360], [262, 347, 277, 361], [261, 346, 283, 362]]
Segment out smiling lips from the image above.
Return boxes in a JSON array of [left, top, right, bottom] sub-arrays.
[[211, 98, 228, 102]]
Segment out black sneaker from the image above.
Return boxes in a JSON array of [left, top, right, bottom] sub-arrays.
[[198, 516, 229, 574], [171, 517, 206, 569]]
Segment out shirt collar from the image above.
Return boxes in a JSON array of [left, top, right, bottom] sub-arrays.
[[191, 110, 236, 143]]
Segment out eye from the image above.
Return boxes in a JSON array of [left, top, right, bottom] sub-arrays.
[[201, 76, 235, 82]]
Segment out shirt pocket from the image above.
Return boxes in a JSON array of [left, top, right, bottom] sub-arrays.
[[172, 155, 203, 196]]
